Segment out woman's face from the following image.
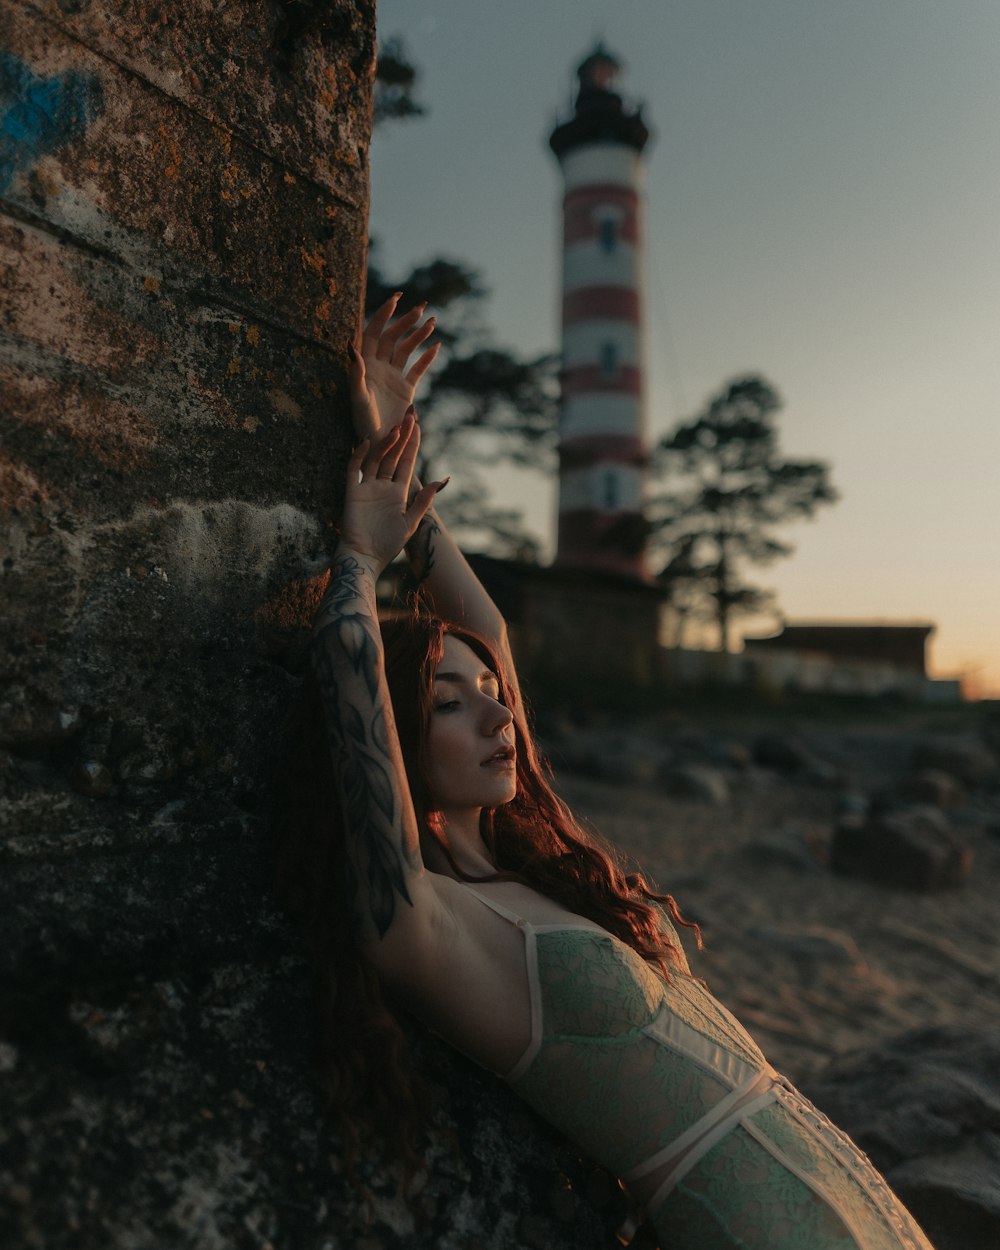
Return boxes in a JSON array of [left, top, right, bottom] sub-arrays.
[[424, 636, 517, 817]]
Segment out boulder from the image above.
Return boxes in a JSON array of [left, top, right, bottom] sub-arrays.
[[900, 768, 965, 809], [912, 738, 998, 788], [702, 736, 752, 771], [745, 923, 866, 969], [739, 833, 826, 873], [752, 733, 816, 774], [548, 743, 604, 778], [830, 807, 972, 891], [548, 732, 665, 787], [0, 896, 624, 1250], [660, 763, 730, 805], [800, 758, 844, 789], [596, 746, 663, 788], [836, 790, 871, 820], [805, 1025, 1000, 1250]]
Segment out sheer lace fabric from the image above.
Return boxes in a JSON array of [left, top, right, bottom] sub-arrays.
[[464, 888, 934, 1250]]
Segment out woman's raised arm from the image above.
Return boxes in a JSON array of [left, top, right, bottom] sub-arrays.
[[311, 417, 445, 959], [348, 296, 522, 713]]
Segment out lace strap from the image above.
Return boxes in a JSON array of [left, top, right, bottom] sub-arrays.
[[459, 886, 544, 1083], [461, 885, 530, 928], [629, 1068, 779, 1212]]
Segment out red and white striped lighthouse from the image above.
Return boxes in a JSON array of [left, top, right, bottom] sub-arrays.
[[549, 45, 651, 579]]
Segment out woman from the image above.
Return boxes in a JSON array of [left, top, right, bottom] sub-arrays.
[[302, 295, 935, 1248]]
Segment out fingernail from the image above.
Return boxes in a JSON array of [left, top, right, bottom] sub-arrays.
[[392, 291, 403, 300], [435, 477, 450, 494], [405, 403, 415, 417]]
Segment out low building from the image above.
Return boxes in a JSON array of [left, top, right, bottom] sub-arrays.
[[740, 622, 962, 702], [396, 557, 963, 705]]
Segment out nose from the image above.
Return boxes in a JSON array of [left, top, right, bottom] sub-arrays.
[[483, 696, 513, 735]]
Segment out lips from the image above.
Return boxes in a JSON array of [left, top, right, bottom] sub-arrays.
[[481, 744, 516, 767]]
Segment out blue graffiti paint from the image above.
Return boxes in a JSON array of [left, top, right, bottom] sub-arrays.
[[0, 50, 104, 195]]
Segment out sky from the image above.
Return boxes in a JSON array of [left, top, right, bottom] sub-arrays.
[[369, 0, 1000, 697]]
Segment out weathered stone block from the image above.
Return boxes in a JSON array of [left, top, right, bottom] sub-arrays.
[[37, 0, 375, 203], [1, 3, 366, 344], [2, 0, 363, 794]]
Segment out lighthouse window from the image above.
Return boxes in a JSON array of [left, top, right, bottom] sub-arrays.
[[602, 471, 619, 509], [598, 217, 617, 253], [600, 341, 618, 381]]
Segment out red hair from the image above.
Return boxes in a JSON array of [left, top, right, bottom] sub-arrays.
[[274, 608, 697, 1176], [380, 611, 696, 973]]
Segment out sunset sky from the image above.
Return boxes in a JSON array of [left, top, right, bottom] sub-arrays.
[[369, 0, 1000, 697]]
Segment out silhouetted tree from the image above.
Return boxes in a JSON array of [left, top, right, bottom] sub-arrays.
[[651, 376, 838, 651], [368, 46, 557, 559], [374, 36, 425, 124]]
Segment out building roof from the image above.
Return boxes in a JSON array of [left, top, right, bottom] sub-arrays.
[[742, 622, 935, 675]]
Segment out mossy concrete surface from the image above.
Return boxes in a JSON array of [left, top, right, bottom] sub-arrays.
[[0, 3, 620, 1245]]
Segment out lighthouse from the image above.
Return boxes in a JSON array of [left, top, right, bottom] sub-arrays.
[[549, 44, 651, 579]]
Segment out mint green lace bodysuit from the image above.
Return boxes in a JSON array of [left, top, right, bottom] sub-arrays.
[[464, 887, 933, 1250]]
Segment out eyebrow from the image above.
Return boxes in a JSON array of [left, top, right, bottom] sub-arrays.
[[434, 669, 499, 686]]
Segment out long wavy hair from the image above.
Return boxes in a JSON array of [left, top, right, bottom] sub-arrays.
[[274, 608, 697, 1175]]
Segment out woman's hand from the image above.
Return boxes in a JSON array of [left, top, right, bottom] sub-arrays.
[[338, 413, 444, 577], [348, 294, 440, 440]]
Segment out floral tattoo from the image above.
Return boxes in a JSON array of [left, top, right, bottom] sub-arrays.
[[312, 553, 418, 938], [405, 514, 440, 587]]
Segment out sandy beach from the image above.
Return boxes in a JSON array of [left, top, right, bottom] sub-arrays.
[[545, 705, 1000, 1089]]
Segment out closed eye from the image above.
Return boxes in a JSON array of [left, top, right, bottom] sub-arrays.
[[433, 700, 460, 713]]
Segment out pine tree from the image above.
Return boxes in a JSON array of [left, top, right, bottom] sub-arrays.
[[652, 376, 838, 650]]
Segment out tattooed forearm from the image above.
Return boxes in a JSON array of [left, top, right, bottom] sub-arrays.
[[405, 514, 441, 587], [312, 552, 376, 633], [312, 551, 420, 939]]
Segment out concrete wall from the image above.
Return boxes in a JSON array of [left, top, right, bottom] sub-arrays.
[[0, 5, 622, 1246], [1, 0, 372, 813]]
